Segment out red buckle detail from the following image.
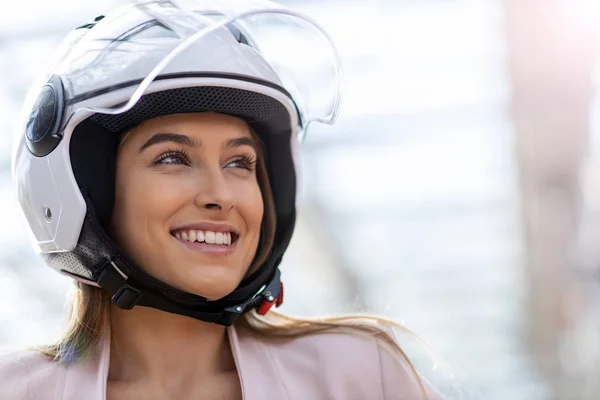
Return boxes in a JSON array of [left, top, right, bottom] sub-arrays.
[[276, 282, 284, 307], [257, 282, 284, 316], [257, 299, 275, 315]]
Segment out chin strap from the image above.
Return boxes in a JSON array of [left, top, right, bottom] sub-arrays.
[[51, 194, 287, 326], [93, 258, 284, 326]]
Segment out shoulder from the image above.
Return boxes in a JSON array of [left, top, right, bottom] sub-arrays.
[[235, 321, 443, 400], [0, 348, 65, 400]]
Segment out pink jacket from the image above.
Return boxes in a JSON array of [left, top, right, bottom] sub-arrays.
[[0, 322, 442, 399]]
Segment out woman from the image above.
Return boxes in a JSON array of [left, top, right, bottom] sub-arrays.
[[2, 1, 443, 399]]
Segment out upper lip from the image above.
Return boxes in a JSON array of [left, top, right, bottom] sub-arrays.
[[170, 222, 240, 236]]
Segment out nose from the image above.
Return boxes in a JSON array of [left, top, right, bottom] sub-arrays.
[[193, 167, 236, 213]]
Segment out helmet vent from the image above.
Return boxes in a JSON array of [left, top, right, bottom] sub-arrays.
[[90, 85, 287, 135]]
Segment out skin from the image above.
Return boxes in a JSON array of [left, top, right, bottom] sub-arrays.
[[106, 112, 264, 399]]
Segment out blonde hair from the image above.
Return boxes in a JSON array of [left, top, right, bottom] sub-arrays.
[[38, 122, 432, 399]]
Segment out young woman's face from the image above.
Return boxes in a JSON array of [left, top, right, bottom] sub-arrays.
[[109, 112, 264, 301]]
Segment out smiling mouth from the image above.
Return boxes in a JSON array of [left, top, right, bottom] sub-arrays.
[[171, 229, 239, 246]]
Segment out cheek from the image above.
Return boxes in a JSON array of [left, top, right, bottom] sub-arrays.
[[112, 169, 189, 251], [236, 180, 264, 235]]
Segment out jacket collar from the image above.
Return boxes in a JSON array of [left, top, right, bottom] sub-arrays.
[[61, 323, 274, 400], [63, 324, 111, 400]]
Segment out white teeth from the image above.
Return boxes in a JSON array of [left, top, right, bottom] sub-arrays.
[[205, 231, 216, 244], [174, 229, 234, 245]]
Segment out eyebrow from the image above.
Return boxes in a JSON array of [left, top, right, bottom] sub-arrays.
[[139, 132, 198, 152], [138, 132, 258, 153], [224, 137, 257, 152]]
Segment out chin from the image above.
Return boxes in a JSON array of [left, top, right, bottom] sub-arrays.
[[198, 288, 238, 302], [159, 258, 248, 301], [184, 277, 242, 301]]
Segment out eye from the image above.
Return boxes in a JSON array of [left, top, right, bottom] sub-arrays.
[[154, 149, 190, 166], [227, 154, 257, 171]]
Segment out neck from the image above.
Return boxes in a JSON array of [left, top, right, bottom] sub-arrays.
[[108, 304, 236, 383]]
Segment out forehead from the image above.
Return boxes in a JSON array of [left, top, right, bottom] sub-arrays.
[[124, 112, 252, 143]]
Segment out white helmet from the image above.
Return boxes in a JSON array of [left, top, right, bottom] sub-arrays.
[[12, 0, 341, 325]]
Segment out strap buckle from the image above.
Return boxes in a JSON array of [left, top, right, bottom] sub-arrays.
[[97, 260, 144, 310], [256, 269, 284, 315], [218, 269, 284, 325], [112, 284, 143, 310], [257, 282, 284, 316]]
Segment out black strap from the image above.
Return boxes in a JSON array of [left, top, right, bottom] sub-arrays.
[[95, 258, 282, 326]]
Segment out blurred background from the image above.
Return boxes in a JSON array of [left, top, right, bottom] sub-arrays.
[[2, 0, 600, 399]]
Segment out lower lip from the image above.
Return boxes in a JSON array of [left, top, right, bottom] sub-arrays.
[[174, 237, 237, 255]]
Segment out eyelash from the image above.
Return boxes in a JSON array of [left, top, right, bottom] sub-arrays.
[[227, 153, 257, 171], [154, 148, 190, 165], [153, 149, 257, 171]]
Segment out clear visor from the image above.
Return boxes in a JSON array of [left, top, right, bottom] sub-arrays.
[[49, 0, 341, 130]]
